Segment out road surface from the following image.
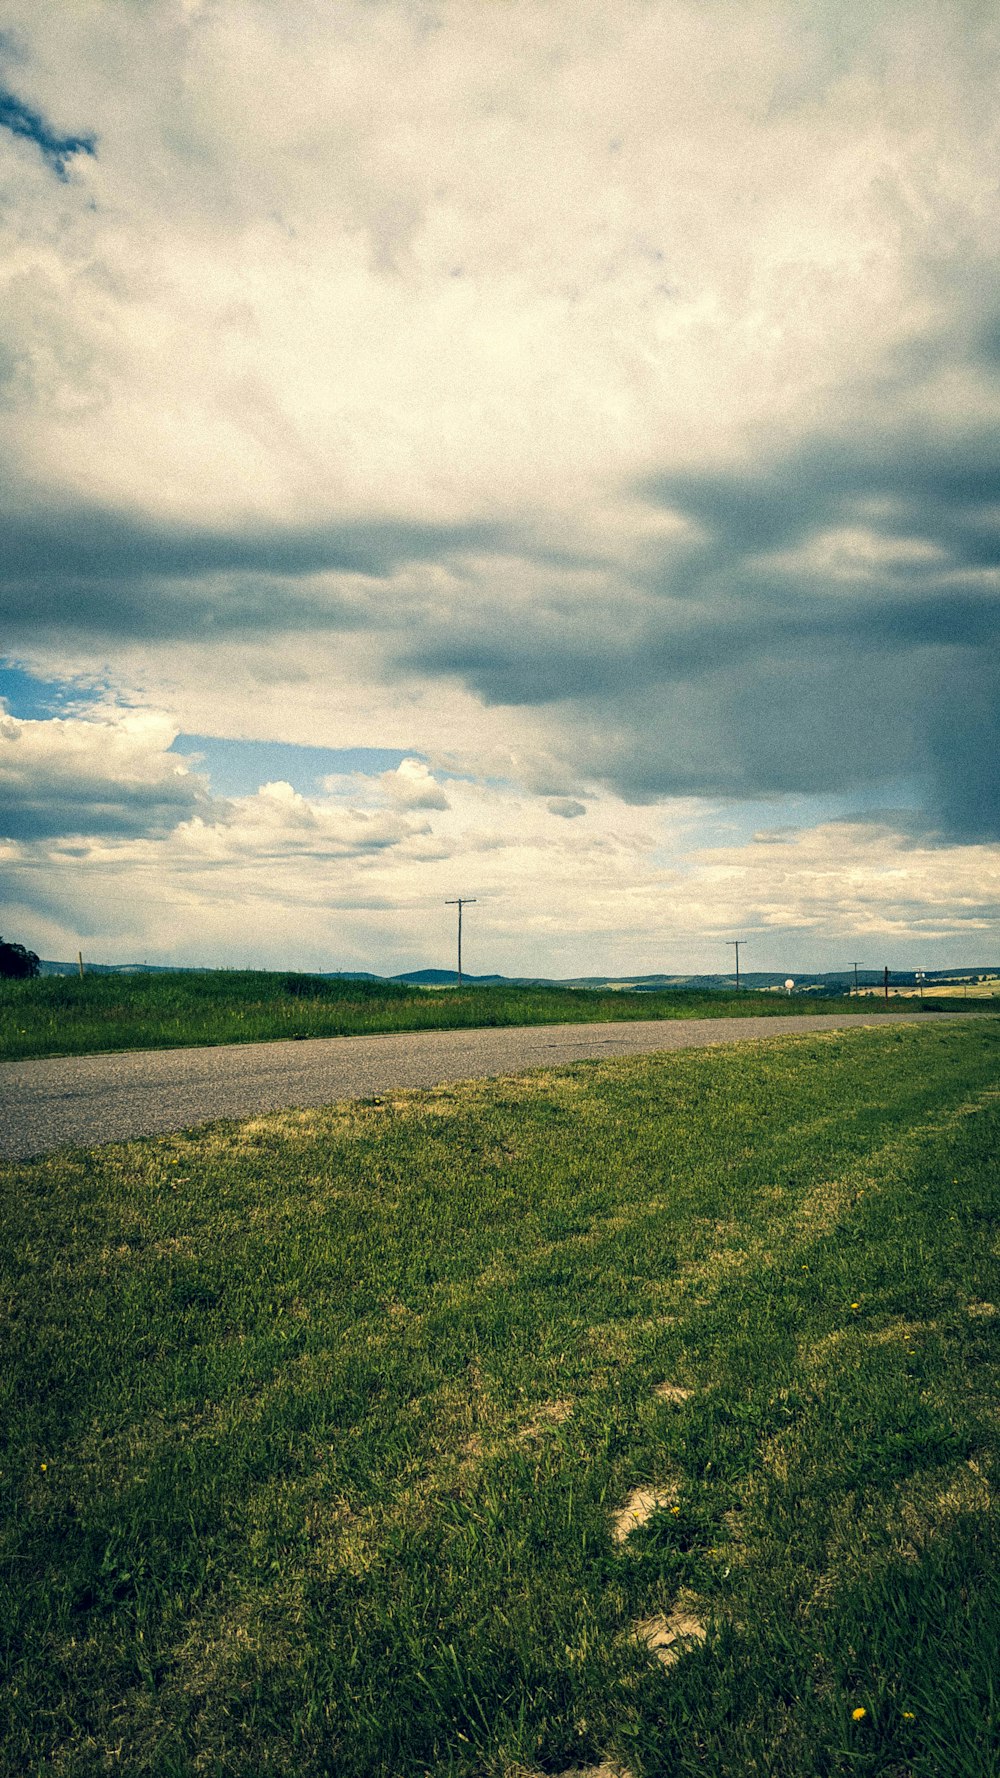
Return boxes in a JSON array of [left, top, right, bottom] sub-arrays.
[[0, 1011, 983, 1160]]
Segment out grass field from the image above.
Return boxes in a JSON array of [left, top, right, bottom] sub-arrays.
[[881, 983, 1000, 1001], [3, 1020, 998, 1776], [0, 970, 968, 1064]]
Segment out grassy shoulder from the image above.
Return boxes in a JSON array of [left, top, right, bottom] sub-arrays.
[[2, 1021, 998, 1777], [0, 969, 968, 1062]]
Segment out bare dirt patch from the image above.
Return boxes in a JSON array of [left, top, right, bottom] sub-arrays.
[[611, 1482, 680, 1543], [511, 1764, 633, 1778], [653, 1381, 693, 1403], [633, 1599, 708, 1668]]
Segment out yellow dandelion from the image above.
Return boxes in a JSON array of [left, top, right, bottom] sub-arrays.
[[902, 1711, 916, 1721], [671, 1505, 681, 1515], [851, 1707, 867, 1722], [39, 1462, 47, 1472], [850, 1302, 860, 1309]]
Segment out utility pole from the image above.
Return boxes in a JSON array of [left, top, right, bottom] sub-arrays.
[[883, 965, 890, 1007], [727, 940, 744, 991], [849, 961, 862, 997], [445, 898, 476, 987]]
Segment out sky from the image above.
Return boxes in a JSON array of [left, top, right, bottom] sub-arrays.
[[1, 0, 999, 977]]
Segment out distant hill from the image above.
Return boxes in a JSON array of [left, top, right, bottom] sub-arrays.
[[37, 960, 1000, 990], [395, 967, 999, 992], [37, 961, 382, 980]]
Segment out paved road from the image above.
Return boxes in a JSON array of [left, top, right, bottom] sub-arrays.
[[2, 1010, 982, 1161]]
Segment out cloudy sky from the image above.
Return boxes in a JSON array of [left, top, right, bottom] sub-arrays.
[[2, 0, 999, 976]]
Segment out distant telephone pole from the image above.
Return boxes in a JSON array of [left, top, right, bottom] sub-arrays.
[[884, 965, 890, 1006], [727, 940, 744, 991], [445, 898, 476, 987], [849, 961, 862, 997]]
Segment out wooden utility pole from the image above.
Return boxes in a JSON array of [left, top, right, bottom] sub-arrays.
[[77, 951, 85, 979], [727, 939, 744, 991], [849, 961, 862, 997], [883, 965, 890, 1006], [445, 898, 476, 987]]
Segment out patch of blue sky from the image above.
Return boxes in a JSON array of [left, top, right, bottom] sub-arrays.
[[0, 661, 112, 719], [654, 778, 926, 867], [169, 734, 417, 799], [0, 83, 97, 181]]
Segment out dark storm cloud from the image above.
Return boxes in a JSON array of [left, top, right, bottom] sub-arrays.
[[0, 504, 513, 638], [0, 781, 208, 842], [4, 432, 997, 840], [643, 435, 1000, 579], [402, 426, 1000, 839], [404, 584, 997, 704], [0, 83, 96, 179]]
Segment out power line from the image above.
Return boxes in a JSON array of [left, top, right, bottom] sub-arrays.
[[445, 898, 476, 987]]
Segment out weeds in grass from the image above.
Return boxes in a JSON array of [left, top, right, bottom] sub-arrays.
[[1, 1022, 998, 1774]]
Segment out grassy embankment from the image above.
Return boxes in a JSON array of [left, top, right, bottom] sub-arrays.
[[3, 1020, 999, 1776], [0, 969, 963, 1063]]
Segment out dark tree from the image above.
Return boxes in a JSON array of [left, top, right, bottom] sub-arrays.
[[0, 937, 41, 979]]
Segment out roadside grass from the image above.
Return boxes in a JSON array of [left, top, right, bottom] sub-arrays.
[[893, 983, 1000, 1000], [0, 970, 949, 1064], [2, 1020, 998, 1776]]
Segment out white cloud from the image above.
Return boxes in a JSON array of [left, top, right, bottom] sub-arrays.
[[4, 1, 996, 530], [683, 820, 1000, 950], [0, 709, 215, 839], [5, 706, 998, 973], [379, 757, 450, 810]]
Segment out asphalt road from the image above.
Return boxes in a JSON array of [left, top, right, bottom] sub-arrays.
[[2, 1010, 982, 1161]]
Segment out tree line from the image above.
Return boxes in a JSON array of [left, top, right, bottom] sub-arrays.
[[0, 937, 40, 979]]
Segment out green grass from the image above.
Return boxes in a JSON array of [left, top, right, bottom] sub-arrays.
[[0, 969, 960, 1063], [3, 1021, 999, 1776]]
